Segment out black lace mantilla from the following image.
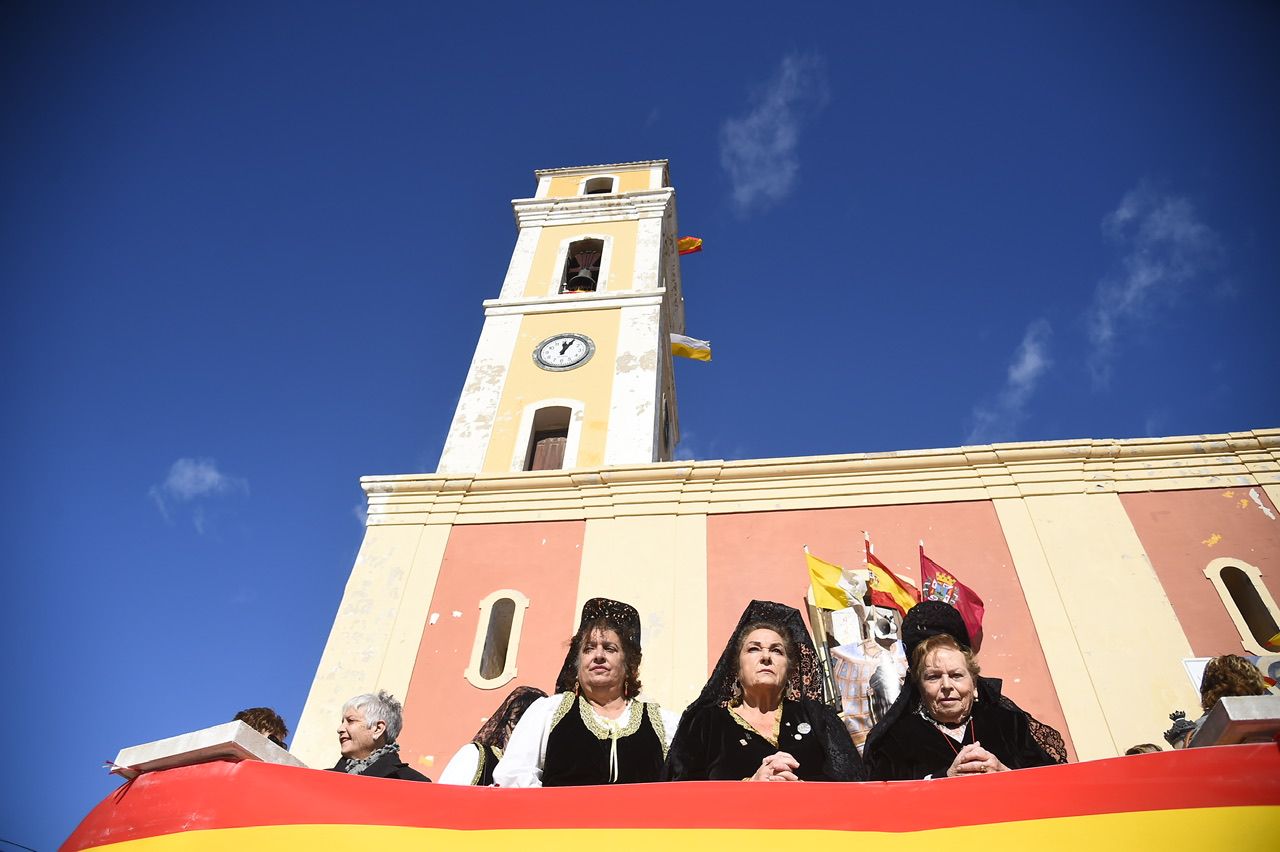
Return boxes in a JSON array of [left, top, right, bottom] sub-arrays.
[[554, 598, 642, 694], [470, 685, 547, 749], [864, 600, 1068, 767]]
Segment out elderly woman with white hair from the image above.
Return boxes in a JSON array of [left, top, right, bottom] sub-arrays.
[[328, 690, 430, 782]]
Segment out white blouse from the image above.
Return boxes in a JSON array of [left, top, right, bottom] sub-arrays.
[[437, 742, 483, 786], [492, 693, 682, 788]]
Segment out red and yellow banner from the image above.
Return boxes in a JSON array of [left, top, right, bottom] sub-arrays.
[[64, 745, 1280, 850]]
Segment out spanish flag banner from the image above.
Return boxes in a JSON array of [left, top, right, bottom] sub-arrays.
[[670, 333, 712, 362], [65, 746, 1280, 850], [677, 236, 703, 255], [804, 546, 849, 611], [865, 535, 919, 618]]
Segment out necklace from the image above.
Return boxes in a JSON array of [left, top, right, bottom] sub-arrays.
[[918, 705, 974, 753]]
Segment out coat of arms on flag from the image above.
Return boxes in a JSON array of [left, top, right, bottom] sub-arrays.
[[922, 569, 960, 605]]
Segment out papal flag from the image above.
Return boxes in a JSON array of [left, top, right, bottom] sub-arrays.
[[677, 236, 703, 255], [805, 546, 849, 611], [919, 543, 985, 652], [670, 333, 712, 361], [864, 534, 919, 618]]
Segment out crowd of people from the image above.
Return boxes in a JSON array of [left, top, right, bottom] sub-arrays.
[[235, 596, 1271, 786]]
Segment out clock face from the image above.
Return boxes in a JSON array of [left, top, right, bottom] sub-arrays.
[[534, 333, 595, 371]]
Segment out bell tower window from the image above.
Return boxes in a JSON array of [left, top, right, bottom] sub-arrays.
[[561, 239, 603, 294], [582, 176, 616, 195], [525, 405, 571, 471]]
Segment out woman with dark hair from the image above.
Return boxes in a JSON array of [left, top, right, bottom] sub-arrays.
[[438, 686, 547, 785], [864, 601, 1066, 780], [493, 598, 679, 787], [665, 600, 865, 782]]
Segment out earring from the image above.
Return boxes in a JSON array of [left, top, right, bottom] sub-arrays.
[[730, 678, 743, 706]]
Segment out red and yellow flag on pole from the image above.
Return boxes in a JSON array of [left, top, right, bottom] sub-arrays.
[[677, 236, 703, 255], [864, 534, 918, 618]]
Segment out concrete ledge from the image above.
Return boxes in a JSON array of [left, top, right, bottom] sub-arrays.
[[112, 721, 310, 779], [1190, 694, 1280, 747]]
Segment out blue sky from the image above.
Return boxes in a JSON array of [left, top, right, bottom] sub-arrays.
[[3, 1, 1278, 846]]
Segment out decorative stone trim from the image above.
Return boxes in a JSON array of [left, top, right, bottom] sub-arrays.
[[535, 160, 668, 178], [463, 588, 530, 690], [1203, 558, 1280, 656], [365, 430, 1280, 527], [512, 189, 673, 228], [483, 290, 664, 317]]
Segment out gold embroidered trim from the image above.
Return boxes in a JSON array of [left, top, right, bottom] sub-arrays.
[[727, 703, 781, 748], [469, 745, 485, 786], [577, 695, 643, 740], [647, 703, 669, 758], [549, 691, 577, 733]]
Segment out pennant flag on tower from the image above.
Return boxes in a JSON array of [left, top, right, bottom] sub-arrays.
[[670, 333, 712, 361], [677, 236, 703, 255], [919, 543, 986, 652], [804, 546, 850, 611], [864, 534, 919, 618]]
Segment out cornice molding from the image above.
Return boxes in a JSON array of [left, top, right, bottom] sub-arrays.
[[482, 289, 665, 316], [535, 160, 668, 178], [363, 430, 1280, 526], [511, 189, 673, 228]]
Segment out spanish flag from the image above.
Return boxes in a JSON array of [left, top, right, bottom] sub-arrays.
[[865, 535, 918, 618], [805, 546, 849, 611], [670, 333, 712, 361], [677, 236, 703, 255]]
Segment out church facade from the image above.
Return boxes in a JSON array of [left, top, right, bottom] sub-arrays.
[[290, 160, 1280, 775]]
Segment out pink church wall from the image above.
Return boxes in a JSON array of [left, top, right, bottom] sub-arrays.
[[1121, 487, 1280, 657], [707, 502, 1076, 760], [399, 520, 585, 775]]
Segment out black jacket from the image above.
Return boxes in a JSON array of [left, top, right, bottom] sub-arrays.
[[328, 751, 431, 782]]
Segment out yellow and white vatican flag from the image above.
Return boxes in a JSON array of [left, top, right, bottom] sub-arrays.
[[670, 333, 712, 362]]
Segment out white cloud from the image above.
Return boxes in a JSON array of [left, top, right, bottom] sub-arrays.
[[720, 54, 828, 216], [1087, 185, 1220, 385], [149, 457, 248, 531], [967, 320, 1053, 444]]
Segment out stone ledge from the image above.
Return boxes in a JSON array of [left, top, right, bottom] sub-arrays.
[[111, 721, 310, 780]]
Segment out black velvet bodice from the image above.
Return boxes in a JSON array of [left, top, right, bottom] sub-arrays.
[[541, 697, 666, 786], [666, 698, 861, 782]]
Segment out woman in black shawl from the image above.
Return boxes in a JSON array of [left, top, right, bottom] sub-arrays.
[[863, 601, 1068, 780], [665, 600, 865, 782], [438, 686, 547, 785]]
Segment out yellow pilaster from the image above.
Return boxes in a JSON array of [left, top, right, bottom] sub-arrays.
[[291, 522, 449, 768], [997, 492, 1200, 759], [575, 513, 709, 711]]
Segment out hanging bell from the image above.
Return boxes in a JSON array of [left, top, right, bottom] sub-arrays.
[[565, 250, 601, 292]]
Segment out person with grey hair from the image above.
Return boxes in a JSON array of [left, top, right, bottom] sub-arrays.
[[327, 690, 430, 781]]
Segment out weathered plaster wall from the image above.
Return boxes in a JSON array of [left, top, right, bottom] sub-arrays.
[[397, 521, 585, 775], [1122, 487, 1280, 655]]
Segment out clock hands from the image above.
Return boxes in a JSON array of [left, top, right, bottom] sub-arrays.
[[559, 340, 572, 356]]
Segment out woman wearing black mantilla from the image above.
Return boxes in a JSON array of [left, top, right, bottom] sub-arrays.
[[665, 600, 865, 782], [493, 598, 679, 786], [863, 601, 1067, 780]]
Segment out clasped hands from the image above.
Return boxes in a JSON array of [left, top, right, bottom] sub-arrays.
[[945, 741, 1007, 777], [749, 751, 801, 782]]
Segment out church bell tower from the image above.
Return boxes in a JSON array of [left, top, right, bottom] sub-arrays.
[[436, 160, 685, 473]]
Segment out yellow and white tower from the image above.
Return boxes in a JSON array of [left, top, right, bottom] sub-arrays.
[[436, 160, 685, 473]]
